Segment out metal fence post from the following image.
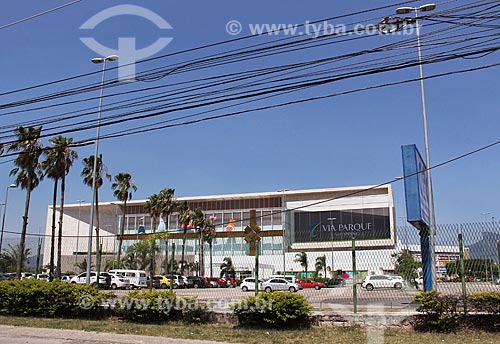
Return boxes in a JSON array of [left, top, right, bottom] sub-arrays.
[[352, 236, 357, 314], [458, 229, 467, 315], [170, 242, 175, 293]]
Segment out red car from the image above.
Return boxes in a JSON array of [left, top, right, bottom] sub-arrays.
[[298, 279, 325, 290]]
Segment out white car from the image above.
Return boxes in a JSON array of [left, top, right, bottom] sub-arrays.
[[261, 278, 301, 292], [240, 277, 264, 292], [36, 274, 50, 281], [361, 275, 405, 291], [109, 274, 130, 290], [70, 272, 106, 287]]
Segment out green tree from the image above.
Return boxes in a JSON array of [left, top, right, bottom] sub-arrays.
[[203, 216, 217, 278], [446, 258, 498, 280], [294, 251, 308, 275], [176, 201, 192, 274], [220, 257, 235, 278], [315, 255, 327, 278], [74, 258, 94, 273], [81, 154, 111, 272], [8, 126, 44, 279], [112, 172, 137, 267], [123, 233, 165, 271], [4, 244, 32, 273], [42, 135, 78, 279], [392, 249, 421, 282]]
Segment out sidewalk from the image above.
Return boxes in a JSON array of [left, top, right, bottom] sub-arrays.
[[0, 325, 237, 344]]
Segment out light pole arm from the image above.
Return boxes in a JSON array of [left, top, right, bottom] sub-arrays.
[[0, 186, 11, 253]]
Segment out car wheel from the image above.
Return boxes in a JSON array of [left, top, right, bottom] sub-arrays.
[[314, 285, 320, 290], [71, 281, 76, 284], [242, 286, 248, 292], [289, 286, 297, 292], [194, 284, 199, 289], [161, 283, 167, 289], [173, 283, 178, 289], [366, 284, 374, 291], [394, 282, 402, 289], [111, 284, 117, 290], [265, 286, 272, 293]]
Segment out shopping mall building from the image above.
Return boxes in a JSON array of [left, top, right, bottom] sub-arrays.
[[43, 184, 412, 277]]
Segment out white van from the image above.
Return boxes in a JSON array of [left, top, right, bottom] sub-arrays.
[[108, 269, 148, 289], [269, 275, 296, 284]]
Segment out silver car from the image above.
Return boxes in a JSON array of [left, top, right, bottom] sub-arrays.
[[261, 278, 300, 292]]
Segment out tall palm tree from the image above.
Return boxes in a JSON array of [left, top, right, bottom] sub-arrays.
[[294, 251, 309, 276], [112, 173, 137, 267], [81, 154, 111, 269], [203, 216, 216, 278], [190, 208, 207, 276], [158, 188, 175, 272], [315, 255, 327, 278], [176, 201, 192, 275], [8, 126, 44, 279], [220, 257, 235, 278], [43, 136, 78, 279]]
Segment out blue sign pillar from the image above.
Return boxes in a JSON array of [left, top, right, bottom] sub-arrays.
[[402, 144, 435, 291]]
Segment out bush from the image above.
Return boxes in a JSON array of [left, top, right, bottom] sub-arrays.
[[116, 289, 180, 323], [413, 291, 463, 332], [181, 297, 209, 324], [469, 292, 500, 314], [231, 292, 312, 328], [0, 280, 107, 318]]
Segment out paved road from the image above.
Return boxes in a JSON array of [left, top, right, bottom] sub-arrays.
[[0, 325, 236, 344]]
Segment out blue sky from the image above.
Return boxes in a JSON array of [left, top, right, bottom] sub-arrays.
[[1, 0, 500, 244]]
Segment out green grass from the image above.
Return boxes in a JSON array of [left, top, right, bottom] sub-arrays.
[[0, 316, 499, 344]]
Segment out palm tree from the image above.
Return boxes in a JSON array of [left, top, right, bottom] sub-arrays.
[[145, 189, 174, 277], [315, 255, 327, 278], [176, 200, 192, 274], [220, 257, 235, 278], [190, 208, 206, 275], [74, 258, 94, 273], [203, 216, 216, 278], [81, 154, 111, 271], [294, 251, 308, 276], [4, 244, 32, 272], [157, 188, 175, 272], [112, 173, 137, 267], [8, 126, 44, 279], [43, 136, 78, 279]]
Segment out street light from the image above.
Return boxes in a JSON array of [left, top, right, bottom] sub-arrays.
[[74, 200, 85, 266], [277, 189, 289, 275], [86, 54, 119, 285], [382, 3, 437, 290], [0, 183, 17, 253], [327, 217, 336, 276]]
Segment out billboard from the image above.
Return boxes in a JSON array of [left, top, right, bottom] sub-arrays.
[[402, 144, 430, 229], [293, 208, 391, 243]]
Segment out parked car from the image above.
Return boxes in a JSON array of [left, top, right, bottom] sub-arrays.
[[108, 269, 148, 289], [269, 275, 297, 284], [109, 274, 130, 290], [60, 275, 71, 283], [186, 276, 207, 288], [70, 272, 107, 288], [240, 277, 264, 292], [361, 275, 405, 291], [152, 275, 171, 289], [297, 279, 324, 290], [0, 273, 13, 282], [325, 278, 346, 288], [207, 277, 226, 288], [261, 278, 301, 292], [20, 272, 35, 280], [199, 276, 215, 288], [36, 274, 50, 281]]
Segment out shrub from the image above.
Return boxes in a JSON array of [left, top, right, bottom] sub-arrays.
[[231, 292, 312, 328], [413, 291, 463, 332], [181, 297, 209, 324], [0, 280, 107, 318], [116, 289, 180, 323], [469, 292, 500, 314]]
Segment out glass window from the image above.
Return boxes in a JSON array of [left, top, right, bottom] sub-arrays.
[[272, 210, 281, 226], [262, 211, 272, 228]]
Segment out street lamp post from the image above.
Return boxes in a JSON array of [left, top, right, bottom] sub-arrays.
[[387, 3, 437, 290], [86, 55, 119, 285], [75, 200, 85, 266], [0, 184, 17, 253], [327, 217, 336, 276], [277, 189, 289, 275]]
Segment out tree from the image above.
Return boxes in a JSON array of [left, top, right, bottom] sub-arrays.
[[202, 216, 217, 278], [81, 154, 111, 272], [294, 251, 308, 276], [123, 233, 165, 271], [145, 189, 175, 279], [4, 244, 32, 273], [220, 257, 235, 278], [112, 172, 137, 267], [190, 208, 208, 276], [42, 135, 78, 279], [315, 255, 327, 277], [392, 249, 421, 282], [74, 258, 94, 273], [176, 201, 192, 274], [8, 126, 44, 279]]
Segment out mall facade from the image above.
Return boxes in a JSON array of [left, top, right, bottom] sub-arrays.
[[43, 185, 406, 277]]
